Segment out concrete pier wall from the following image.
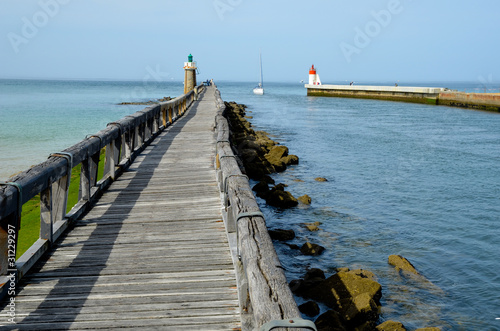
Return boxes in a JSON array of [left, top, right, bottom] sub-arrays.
[[438, 92, 500, 112], [305, 84, 445, 105], [305, 84, 500, 112]]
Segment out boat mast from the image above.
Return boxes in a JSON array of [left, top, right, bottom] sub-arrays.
[[259, 51, 263, 87]]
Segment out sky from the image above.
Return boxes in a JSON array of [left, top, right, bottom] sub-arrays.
[[1, 0, 499, 84]]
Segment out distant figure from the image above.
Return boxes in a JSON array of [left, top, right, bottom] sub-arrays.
[[395, 83, 398, 87], [350, 81, 353, 86]]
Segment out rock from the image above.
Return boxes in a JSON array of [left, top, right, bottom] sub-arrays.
[[285, 243, 300, 250], [376, 321, 407, 331], [244, 159, 275, 180], [298, 194, 312, 205], [304, 270, 382, 328], [268, 229, 295, 241], [265, 186, 298, 208], [306, 225, 319, 231], [304, 268, 326, 281], [315, 177, 328, 182], [261, 175, 275, 185], [350, 269, 377, 281], [299, 301, 320, 317], [283, 154, 299, 165], [305, 223, 320, 231], [388, 255, 420, 275], [273, 183, 288, 191], [240, 148, 259, 164], [315, 310, 346, 331], [252, 181, 269, 199], [264, 145, 289, 172], [304, 221, 321, 231], [347, 292, 379, 325], [290, 268, 326, 296], [335, 267, 350, 273], [300, 242, 325, 256]]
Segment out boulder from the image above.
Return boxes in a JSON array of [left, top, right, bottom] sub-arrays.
[[252, 181, 269, 199], [299, 301, 320, 317], [298, 194, 312, 205], [305, 270, 382, 328], [240, 148, 259, 164], [268, 229, 295, 241], [264, 145, 289, 172], [300, 242, 325, 256], [273, 183, 288, 191], [283, 154, 299, 165], [261, 175, 275, 185], [315, 310, 346, 331], [244, 159, 275, 180], [376, 321, 407, 331], [285, 243, 300, 250], [290, 268, 326, 297], [388, 255, 420, 275], [304, 268, 326, 281], [265, 186, 298, 208], [315, 177, 328, 182], [304, 221, 321, 232]]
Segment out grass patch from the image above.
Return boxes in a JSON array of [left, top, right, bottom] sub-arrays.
[[16, 149, 106, 259]]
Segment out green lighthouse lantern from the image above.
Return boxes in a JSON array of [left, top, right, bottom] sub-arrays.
[[188, 54, 193, 62]]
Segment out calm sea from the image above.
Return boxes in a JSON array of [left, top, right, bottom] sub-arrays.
[[0, 79, 184, 180], [1, 79, 499, 330]]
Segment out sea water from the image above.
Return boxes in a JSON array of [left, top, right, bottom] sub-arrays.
[[217, 81, 500, 330], [0, 79, 184, 179], [1, 79, 499, 329]]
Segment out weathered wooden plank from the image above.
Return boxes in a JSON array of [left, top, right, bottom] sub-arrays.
[[14, 299, 238, 315], [1, 315, 239, 331]]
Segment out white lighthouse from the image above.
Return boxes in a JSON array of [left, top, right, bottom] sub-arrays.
[[308, 64, 321, 85]]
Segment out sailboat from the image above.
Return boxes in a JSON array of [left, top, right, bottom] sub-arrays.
[[253, 52, 264, 95]]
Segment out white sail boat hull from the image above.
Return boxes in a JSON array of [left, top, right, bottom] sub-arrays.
[[253, 87, 264, 95]]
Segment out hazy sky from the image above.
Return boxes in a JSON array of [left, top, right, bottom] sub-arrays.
[[1, 0, 499, 84]]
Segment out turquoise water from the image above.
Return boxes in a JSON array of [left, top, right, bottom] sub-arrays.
[[1, 80, 499, 329], [0, 79, 183, 179]]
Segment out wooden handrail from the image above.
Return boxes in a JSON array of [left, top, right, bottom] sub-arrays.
[[0, 84, 205, 298], [213, 85, 306, 330]]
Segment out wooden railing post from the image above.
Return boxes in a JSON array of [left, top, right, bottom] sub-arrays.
[[124, 132, 132, 160], [79, 157, 91, 201], [40, 185, 53, 242], [145, 115, 152, 141]]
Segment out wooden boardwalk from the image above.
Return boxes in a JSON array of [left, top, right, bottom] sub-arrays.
[[1, 86, 241, 330]]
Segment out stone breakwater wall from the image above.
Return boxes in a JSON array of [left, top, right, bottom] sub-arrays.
[[306, 84, 500, 112], [438, 91, 500, 112], [306, 84, 445, 105]]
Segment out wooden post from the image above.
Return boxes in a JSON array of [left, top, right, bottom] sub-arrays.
[[40, 186, 53, 242], [79, 158, 91, 201], [124, 132, 132, 160], [104, 141, 116, 180]]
